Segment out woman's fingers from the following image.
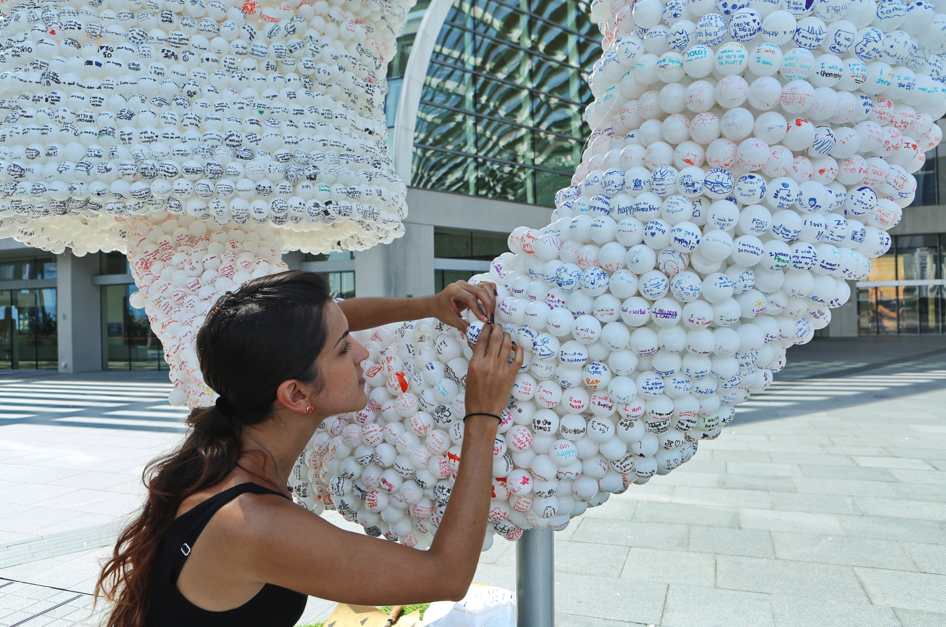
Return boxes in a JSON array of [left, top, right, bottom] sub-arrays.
[[486, 325, 507, 360], [473, 282, 497, 319], [453, 284, 489, 323], [472, 321, 492, 359]]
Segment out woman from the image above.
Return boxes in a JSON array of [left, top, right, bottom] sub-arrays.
[[96, 270, 523, 627]]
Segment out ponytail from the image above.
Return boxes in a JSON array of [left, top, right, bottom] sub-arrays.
[[95, 271, 332, 627]]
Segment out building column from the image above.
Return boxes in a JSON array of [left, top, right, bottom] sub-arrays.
[[57, 253, 102, 373], [827, 288, 859, 338], [355, 223, 435, 298]]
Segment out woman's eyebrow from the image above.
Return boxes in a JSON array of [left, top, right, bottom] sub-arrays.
[[334, 329, 350, 348]]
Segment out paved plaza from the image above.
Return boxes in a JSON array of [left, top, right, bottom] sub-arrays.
[[0, 337, 945, 627]]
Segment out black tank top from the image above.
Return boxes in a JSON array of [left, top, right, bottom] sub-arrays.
[[146, 483, 308, 627]]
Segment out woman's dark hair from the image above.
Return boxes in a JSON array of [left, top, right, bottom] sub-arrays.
[[95, 270, 333, 627]]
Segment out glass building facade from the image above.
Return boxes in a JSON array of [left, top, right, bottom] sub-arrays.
[[0, 256, 58, 370], [100, 253, 168, 371], [389, 0, 596, 207], [857, 234, 946, 335]]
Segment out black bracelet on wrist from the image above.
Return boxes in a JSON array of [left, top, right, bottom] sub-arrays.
[[463, 412, 502, 423]]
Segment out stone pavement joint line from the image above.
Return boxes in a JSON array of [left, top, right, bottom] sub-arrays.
[[1, 337, 945, 626], [0, 526, 120, 569], [0, 578, 95, 627], [8, 594, 83, 627]]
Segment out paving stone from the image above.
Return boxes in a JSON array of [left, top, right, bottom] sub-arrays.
[[837, 514, 946, 544], [793, 476, 899, 497], [887, 448, 946, 460], [642, 471, 720, 488], [895, 608, 946, 627], [632, 501, 740, 528], [771, 532, 916, 570], [703, 450, 773, 463], [855, 567, 946, 613], [570, 519, 689, 551], [553, 541, 629, 578], [621, 547, 715, 587], [661, 584, 773, 627], [675, 459, 727, 474], [767, 452, 855, 467], [687, 526, 774, 559], [854, 496, 946, 522], [902, 542, 946, 575], [823, 445, 896, 456], [769, 595, 901, 627], [555, 612, 649, 627], [748, 443, 827, 454], [854, 456, 935, 470], [799, 464, 898, 482], [891, 469, 946, 485], [554, 571, 667, 626], [890, 483, 946, 502], [718, 474, 797, 493], [580, 497, 638, 520], [670, 486, 772, 509], [768, 492, 862, 515], [717, 555, 868, 603], [740, 509, 844, 535]]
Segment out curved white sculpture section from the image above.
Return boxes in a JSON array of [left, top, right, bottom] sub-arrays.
[[0, 0, 417, 405], [291, 0, 946, 547]]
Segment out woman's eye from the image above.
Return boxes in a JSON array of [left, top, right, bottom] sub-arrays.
[[341, 340, 352, 355]]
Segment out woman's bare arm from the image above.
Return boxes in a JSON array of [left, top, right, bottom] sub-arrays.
[[232, 324, 522, 605], [338, 281, 497, 332]]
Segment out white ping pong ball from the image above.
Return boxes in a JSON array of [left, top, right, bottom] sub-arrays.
[[689, 112, 722, 144], [823, 20, 858, 53], [702, 272, 735, 302], [661, 114, 691, 143], [634, 54, 660, 84], [748, 76, 783, 110], [863, 61, 894, 95], [673, 141, 707, 169], [685, 80, 717, 112], [737, 204, 773, 236], [754, 111, 788, 144], [781, 48, 816, 81], [658, 83, 688, 113], [720, 107, 756, 140], [810, 54, 844, 89], [656, 52, 686, 83], [737, 138, 771, 170], [684, 46, 715, 78], [748, 43, 783, 76], [714, 42, 749, 75], [632, 0, 664, 29], [762, 10, 798, 43], [716, 76, 749, 108], [706, 138, 738, 168], [780, 80, 815, 114], [783, 118, 816, 151]]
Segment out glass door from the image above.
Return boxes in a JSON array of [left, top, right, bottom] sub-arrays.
[[0, 290, 13, 369]]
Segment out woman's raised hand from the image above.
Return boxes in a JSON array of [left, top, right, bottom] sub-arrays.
[[429, 280, 498, 331], [464, 323, 523, 417]]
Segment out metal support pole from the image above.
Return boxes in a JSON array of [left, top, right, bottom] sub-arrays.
[[516, 528, 554, 627]]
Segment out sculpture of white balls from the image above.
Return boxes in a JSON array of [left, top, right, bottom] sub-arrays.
[[0, 0, 415, 406], [290, 0, 943, 547]]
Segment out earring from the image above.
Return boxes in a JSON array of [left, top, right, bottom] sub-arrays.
[[306, 406, 313, 413]]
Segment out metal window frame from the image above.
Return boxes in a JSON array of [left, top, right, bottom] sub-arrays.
[[414, 142, 574, 177], [417, 97, 584, 143], [468, 0, 595, 40], [426, 57, 588, 108], [438, 18, 587, 73]]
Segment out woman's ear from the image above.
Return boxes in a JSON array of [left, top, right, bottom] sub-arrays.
[[275, 379, 313, 414]]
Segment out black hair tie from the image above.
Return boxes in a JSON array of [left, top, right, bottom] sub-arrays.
[[215, 396, 238, 418]]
